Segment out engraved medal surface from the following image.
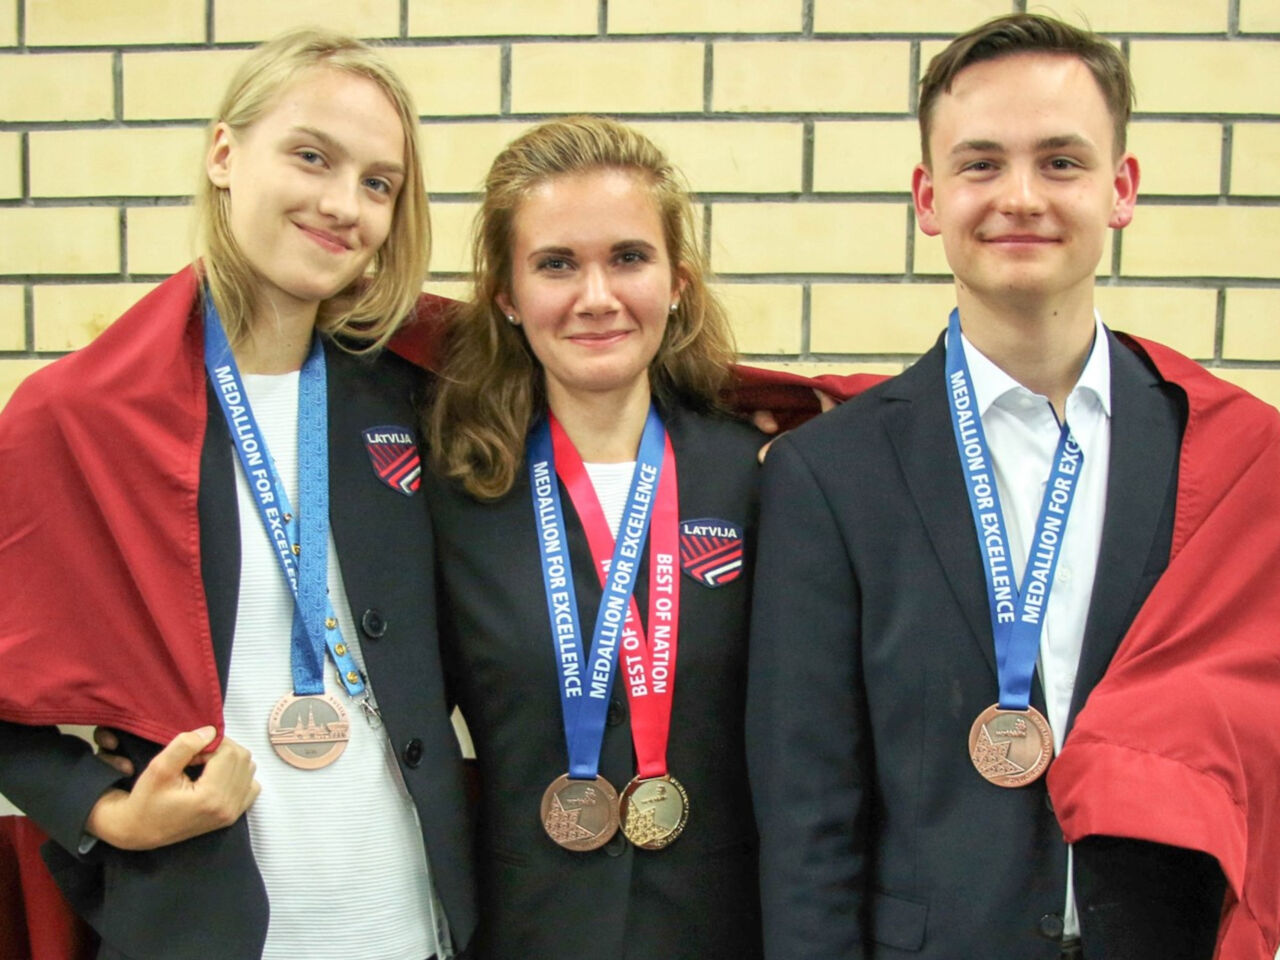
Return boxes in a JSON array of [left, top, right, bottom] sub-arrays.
[[268, 692, 350, 770], [540, 774, 620, 851], [619, 774, 689, 850], [968, 703, 1054, 787]]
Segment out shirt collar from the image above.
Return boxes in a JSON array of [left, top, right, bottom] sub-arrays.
[[959, 311, 1112, 420]]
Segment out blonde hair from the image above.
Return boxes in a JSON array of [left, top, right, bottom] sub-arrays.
[[196, 28, 429, 350], [428, 116, 736, 500]]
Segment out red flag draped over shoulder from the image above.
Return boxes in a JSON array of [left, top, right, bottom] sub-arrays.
[[1049, 335, 1280, 960], [0, 266, 222, 745], [0, 279, 856, 749]]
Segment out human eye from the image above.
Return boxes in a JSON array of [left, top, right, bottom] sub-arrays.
[[962, 159, 996, 174], [616, 248, 652, 266], [363, 176, 393, 196], [296, 149, 325, 166], [536, 255, 572, 273]]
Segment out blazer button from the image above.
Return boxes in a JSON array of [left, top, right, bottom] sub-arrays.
[[361, 608, 388, 639], [606, 698, 626, 726], [402, 738, 423, 768], [1044, 793, 1055, 814], [604, 831, 628, 857], [1037, 913, 1064, 940]]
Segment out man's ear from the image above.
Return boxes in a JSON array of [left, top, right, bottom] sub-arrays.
[[1108, 153, 1140, 230], [912, 164, 941, 237], [206, 123, 234, 190]]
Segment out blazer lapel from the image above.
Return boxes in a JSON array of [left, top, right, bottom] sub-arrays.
[[1068, 332, 1182, 724], [199, 378, 240, 693], [883, 339, 999, 682]]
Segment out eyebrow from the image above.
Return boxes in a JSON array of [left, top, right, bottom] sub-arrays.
[[949, 133, 1095, 156], [291, 125, 406, 177], [527, 240, 659, 258]]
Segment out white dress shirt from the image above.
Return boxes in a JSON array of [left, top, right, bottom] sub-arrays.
[[960, 314, 1112, 940]]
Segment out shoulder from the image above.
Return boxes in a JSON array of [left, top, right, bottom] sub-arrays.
[[324, 340, 433, 411], [665, 405, 764, 461]]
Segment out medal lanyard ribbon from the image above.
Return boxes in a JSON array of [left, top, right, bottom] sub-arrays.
[[202, 296, 366, 701], [944, 309, 1083, 710], [550, 414, 679, 781], [529, 406, 670, 781]]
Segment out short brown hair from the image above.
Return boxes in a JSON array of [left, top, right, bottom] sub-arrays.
[[428, 116, 735, 501], [918, 13, 1134, 164]]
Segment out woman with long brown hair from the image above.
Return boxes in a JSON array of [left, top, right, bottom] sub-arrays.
[[426, 116, 763, 959]]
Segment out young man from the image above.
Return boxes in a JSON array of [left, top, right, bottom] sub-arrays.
[[746, 13, 1275, 959]]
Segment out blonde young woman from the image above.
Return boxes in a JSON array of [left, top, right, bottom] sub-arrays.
[[426, 117, 764, 959], [0, 30, 474, 959]]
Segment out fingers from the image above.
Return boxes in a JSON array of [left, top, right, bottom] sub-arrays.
[[92, 727, 118, 751], [199, 736, 260, 818], [751, 410, 780, 435], [814, 388, 838, 413], [92, 726, 135, 777], [144, 725, 218, 783]]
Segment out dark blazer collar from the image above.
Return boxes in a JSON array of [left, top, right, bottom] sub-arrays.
[[879, 329, 1182, 720]]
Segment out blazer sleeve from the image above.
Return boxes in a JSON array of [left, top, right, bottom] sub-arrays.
[[745, 434, 872, 959], [0, 721, 123, 855]]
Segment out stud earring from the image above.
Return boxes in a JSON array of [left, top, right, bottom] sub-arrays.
[[669, 303, 678, 313], [506, 314, 517, 325]]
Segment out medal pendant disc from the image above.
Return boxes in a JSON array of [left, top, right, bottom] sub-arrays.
[[968, 704, 1054, 788], [540, 774, 620, 851], [620, 774, 689, 850], [268, 693, 350, 770]]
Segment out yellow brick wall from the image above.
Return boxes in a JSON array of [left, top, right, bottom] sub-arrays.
[[3, 0, 1280, 410]]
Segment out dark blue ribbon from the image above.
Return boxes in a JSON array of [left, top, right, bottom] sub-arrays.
[[202, 295, 365, 701], [945, 309, 1083, 710], [528, 406, 666, 780]]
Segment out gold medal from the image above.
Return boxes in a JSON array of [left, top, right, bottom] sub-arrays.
[[968, 704, 1054, 787], [619, 774, 689, 850], [268, 692, 350, 769], [540, 774, 620, 851]]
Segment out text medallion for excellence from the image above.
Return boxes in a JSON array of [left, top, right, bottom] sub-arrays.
[[945, 309, 1084, 789], [620, 774, 689, 849], [968, 703, 1053, 788], [541, 774, 620, 851], [268, 692, 350, 770]]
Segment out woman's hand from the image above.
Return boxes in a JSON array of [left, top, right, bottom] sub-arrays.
[[85, 726, 260, 851]]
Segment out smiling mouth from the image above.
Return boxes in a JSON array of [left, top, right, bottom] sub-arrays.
[[297, 223, 352, 253], [983, 235, 1059, 244]]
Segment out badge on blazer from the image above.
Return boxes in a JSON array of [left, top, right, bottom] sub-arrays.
[[679, 518, 743, 587], [362, 425, 421, 496]]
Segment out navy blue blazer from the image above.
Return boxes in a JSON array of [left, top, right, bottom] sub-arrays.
[[425, 405, 765, 960], [748, 332, 1222, 960]]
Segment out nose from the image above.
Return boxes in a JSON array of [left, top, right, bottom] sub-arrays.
[[998, 164, 1046, 217], [317, 175, 360, 224], [575, 264, 620, 317]]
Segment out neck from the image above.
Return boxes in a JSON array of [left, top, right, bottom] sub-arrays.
[[233, 299, 320, 375], [548, 379, 653, 463], [955, 286, 1097, 418]]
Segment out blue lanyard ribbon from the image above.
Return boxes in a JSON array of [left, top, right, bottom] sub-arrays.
[[944, 309, 1084, 711], [529, 406, 666, 780], [202, 296, 368, 704]]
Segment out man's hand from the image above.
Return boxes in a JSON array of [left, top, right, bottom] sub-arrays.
[[85, 726, 259, 851]]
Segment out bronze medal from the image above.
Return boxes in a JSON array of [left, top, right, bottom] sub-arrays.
[[968, 703, 1054, 787], [540, 774, 620, 851], [268, 692, 350, 770], [619, 774, 689, 850]]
